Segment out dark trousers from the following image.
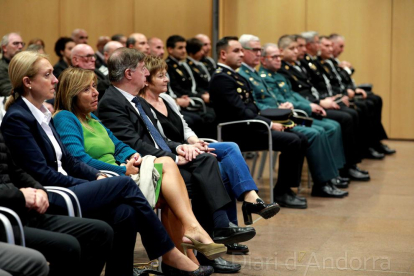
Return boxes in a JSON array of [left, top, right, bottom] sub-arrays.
[[222, 125, 307, 194], [49, 176, 174, 276], [325, 109, 361, 165], [179, 153, 232, 214], [24, 214, 113, 276]]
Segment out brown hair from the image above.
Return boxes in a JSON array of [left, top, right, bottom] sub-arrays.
[[54, 67, 97, 127]]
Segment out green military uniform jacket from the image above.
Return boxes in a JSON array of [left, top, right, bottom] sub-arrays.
[[238, 63, 280, 109], [258, 66, 313, 116]]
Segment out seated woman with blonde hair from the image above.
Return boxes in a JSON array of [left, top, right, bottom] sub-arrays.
[[52, 67, 227, 265], [1, 51, 216, 276]]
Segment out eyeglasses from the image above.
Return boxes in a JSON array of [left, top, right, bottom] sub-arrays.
[[76, 54, 96, 61], [243, 47, 261, 53], [265, 55, 283, 60], [12, 41, 25, 47]]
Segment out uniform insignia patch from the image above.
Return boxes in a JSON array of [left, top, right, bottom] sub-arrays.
[[278, 82, 285, 87], [236, 81, 244, 86], [227, 71, 232, 75], [268, 73, 272, 76], [237, 88, 242, 93], [249, 77, 254, 81], [173, 64, 177, 68], [285, 65, 289, 70], [193, 68, 200, 73], [306, 56, 310, 60], [309, 63, 317, 70], [292, 75, 298, 81], [176, 69, 183, 76], [261, 73, 267, 78]]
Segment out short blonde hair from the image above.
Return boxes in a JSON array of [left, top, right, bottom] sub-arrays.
[[138, 55, 168, 96], [54, 67, 97, 126], [5, 51, 48, 110]]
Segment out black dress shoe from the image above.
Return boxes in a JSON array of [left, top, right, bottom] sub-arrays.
[[225, 243, 249, 255], [351, 165, 369, 175], [365, 148, 385, 159], [376, 143, 396, 155], [311, 183, 347, 198], [338, 176, 350, 183], [274, 192, 307, 209], [330, 178, 349, 189], [161, 262, 214, 276], [212, 222, 256, 244], [242, 198, 280, 225], [347, 168, 370, 181], [197, 255, 241, 273], [287, 188, 306, 201]]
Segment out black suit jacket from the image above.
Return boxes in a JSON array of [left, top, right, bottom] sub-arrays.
[[1, 97, 99, 188], [278, 60, 320, 103], [209, 65, 271, 125], [97, 85, 180, 160]]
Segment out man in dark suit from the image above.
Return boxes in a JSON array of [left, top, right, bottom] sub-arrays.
[[71, 44, 110, 99], [195, 34, 216, 75], [209, 36, 308, 208], [97, 47, 254, 273], [165, 35, 216, 138], [329, 33, 395, 155]]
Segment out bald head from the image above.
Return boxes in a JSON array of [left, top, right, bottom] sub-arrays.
[[148, 37, 164, 58], [195, 33, 211, 57], [103, 41, 123, 64], [128, 33, 149, 54], [96, 36, 111, 53], [71, 44, 96, 70], [71, 29, 88, 44]]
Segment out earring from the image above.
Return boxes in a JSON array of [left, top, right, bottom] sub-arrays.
[[29, 87, 32, 90]]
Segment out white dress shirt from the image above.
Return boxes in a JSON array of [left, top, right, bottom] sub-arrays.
[[22, 97, 67, 175]]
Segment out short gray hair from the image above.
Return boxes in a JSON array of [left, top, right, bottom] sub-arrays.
[[239, 34, 260, 48], [108, 48, 145, 82], [261, 43, 278, 57], [1, 32, 20, 54], [301, 31, 319, 44], [278, 35, 295, 50]]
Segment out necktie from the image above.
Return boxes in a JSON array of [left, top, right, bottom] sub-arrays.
[[131, 97, 171, 152]]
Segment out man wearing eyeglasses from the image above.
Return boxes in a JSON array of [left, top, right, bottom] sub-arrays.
[[71, 44, 110, 98], [237, 34, 348, 202], [0, 33, 25, 96]]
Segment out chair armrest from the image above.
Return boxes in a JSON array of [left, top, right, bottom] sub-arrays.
[[44, 187, 77, 217], [217, 119, 271, 142], [0, 207, 25, 246], [100, 170, 120, 177], [189, 97, 207, 113], [293, 109, 309, 118]]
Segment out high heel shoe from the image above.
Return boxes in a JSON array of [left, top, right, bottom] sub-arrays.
[[161, 262, 214, 276], [242, 198, 280, 225], [181, 235, 227, 260]]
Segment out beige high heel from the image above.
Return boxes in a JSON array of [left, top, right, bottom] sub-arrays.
[[181, 235, 227, 260]]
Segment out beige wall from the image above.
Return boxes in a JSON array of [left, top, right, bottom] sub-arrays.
[[220, 0, 413, 139], [1, 0, 412, 139], [0, 0, 212, 65]]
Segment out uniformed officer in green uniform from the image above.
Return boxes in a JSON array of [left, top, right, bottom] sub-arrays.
[[238, 34, 348, 198], [258, 42, 346, 178]]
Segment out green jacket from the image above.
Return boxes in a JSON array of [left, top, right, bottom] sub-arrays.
[[258, 66, 313, 116], [237, 63, 280, 111]]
